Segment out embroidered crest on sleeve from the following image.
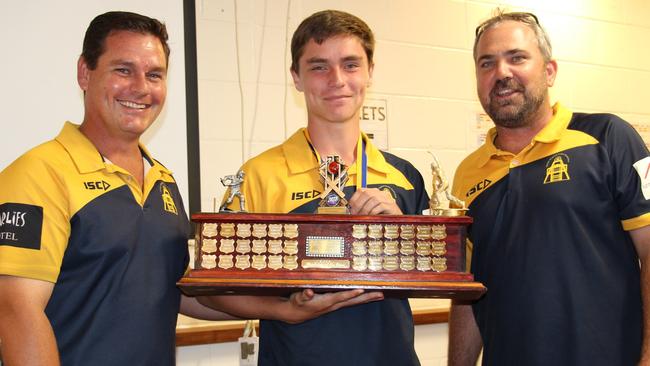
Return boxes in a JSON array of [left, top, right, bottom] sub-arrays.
[[160, 183, 179, 215]]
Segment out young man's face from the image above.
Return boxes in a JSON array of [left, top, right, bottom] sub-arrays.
[[78, 30, 168, 140], [474, 20, 556, 128], [291, 35, 373, 126]]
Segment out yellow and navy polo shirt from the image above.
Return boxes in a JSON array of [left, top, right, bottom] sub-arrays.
[[0, 122, 190, 365], [228, 128, 428, 216], [225, 128, 428, 366], [452, 103, 649, 365]]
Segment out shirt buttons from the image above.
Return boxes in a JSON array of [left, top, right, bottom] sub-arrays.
[[510, 159, 519, 167]]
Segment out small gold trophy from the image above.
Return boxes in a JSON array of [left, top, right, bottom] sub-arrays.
[[429, 153, 467, 216], [317, 155, 350, 214]]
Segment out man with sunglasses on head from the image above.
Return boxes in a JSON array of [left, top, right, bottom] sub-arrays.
[[448, 10, 650, 366]]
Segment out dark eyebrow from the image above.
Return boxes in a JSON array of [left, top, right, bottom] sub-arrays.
[[305, 57, 328, 64], [341, 55, 363, 63], [305, 55, 363, 65], [108, 59, 166, 73], [477, 48, 528, 63]]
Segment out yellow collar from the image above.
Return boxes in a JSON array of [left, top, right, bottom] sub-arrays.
[[281, 128, 390, 176], [55, 121, 171, 176], [476, 103, 573, 168]]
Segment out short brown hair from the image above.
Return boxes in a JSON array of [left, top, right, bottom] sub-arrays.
[[290, 10, 375, 73], [82, 11, 170, 70]]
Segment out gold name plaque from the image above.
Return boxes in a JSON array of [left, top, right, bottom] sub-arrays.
[[302, 259, 350, 269], [306, 236, 345, 258]]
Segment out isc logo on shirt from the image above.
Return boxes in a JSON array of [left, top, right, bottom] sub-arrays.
[[291, 190, 320, 200], [466, 179, 492, 198], [84, 180, 111, 191]]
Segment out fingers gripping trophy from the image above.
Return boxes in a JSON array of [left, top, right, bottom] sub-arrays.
[[220, 170, 247, 212], [429, 152, 467, 216]]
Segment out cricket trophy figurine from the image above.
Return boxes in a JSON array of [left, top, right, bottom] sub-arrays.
[[317, 156, 349, 214], [219, 170, 247, 213], [429, 153, 467, 216]]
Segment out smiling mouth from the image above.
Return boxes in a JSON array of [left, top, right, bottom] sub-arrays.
[[118, 100, 149, 109], [324, 95, 351, 101], [492, 87, 520, 97]]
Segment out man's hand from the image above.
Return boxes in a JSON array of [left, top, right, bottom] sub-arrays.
[[282, 289, 384, 324], [196, 289, 384, 325], [348, 188, 402, 215]]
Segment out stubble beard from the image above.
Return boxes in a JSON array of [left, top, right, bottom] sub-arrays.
[[483, 77, 546, 129]]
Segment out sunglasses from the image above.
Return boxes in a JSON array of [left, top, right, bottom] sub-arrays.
[[475, 12, 540, 38]]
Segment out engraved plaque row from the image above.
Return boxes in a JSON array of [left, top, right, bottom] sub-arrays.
[[201, 223, 299, 239], [352, 224, 447, 240], [200, 253, 447, 272]]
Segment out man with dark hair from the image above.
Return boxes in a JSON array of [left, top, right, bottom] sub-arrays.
[[0, 11, 231, 365], [200, 9, 427, 366], [448, 10, 650, 365]]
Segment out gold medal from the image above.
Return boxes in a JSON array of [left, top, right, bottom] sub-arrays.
[[416, 242, 431, 256], [400, 240, 415, 255], [235, 255, 251, 269], [217, 254, 233, 269], [251, 255, 267, 270], [383, 240, 399, 255], [220, 223, 235, 238], [432, 241, 447, 256], [283, 240, 299, 255], [202, 238, 217, 253], [383, 256, 399, 271], [417, 257, 431, 271], [353, 256, 368, 271], [283, 255, 298, 270], [400, 256, 415, 271], [384, 224, 399, 239], [400, 225, 415, 239], [432, 257, 447, 272], [268, 224, 283, 238], [368, 224, 383, 239], [219, 238, 235, 253], [431, 224, 447, 240], [202, 223, 218, 238], [251, 239, 267, 254], [268, 255, 283, 270], [284, 224, 299, 238], [268, 240, 283, 254], [352, 240, 367, 255], [236, 223, 252, 238], [236, 239, 252, 254], [252, 223, 267, 238], [352, 224, 367, 239]]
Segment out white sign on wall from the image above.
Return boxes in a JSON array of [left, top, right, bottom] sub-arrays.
[[360, 98, 388, 150], [474, 112, 493, 148]]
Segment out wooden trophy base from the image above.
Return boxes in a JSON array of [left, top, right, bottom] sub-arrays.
[[179, 212, 486, 300]]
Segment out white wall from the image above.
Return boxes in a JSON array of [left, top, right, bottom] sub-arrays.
[[195, 0, 650, 211], [5, 0, 650, 364], [189, 0, 650, 365], [0, 0, 189, 209]]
